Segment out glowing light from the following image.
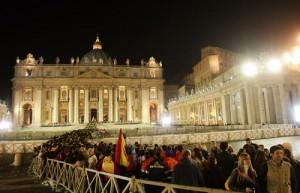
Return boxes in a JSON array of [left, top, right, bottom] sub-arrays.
[[294, 105, 300, 122], [282, 52, 291, 63], [242, 61, 258, 77], [267, 58, 282, 73], [162, 115, 171, 127], [292, 46, 300, 65], [0, 120, 11, 131]]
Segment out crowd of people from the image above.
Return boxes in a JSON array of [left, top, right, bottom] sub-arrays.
[[34, 129, 300, 193]]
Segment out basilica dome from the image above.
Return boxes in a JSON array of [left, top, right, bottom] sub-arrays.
[[80, 36, 113, 65]]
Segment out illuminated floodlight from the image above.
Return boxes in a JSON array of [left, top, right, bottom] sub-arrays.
[[242, 61, 258, 77], [267, 58, 282, 73], [282, 52, 291, 63], [0, 120, 11, 131], [162, 115, 171, 127], [292, 46, 300, 65], [294, 105, 300, 122]]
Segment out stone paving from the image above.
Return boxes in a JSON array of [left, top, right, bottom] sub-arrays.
[[0, 164, 55, 193]]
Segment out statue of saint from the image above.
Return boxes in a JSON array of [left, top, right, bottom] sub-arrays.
[[39, 56, 44, 64], [113, 58, 117, 65], [125, 58, 130, 65], [76, 57, 80, 64], [16, 56, 20, 64], [70, 57, 75, 64], [56, 57, 60, 64]]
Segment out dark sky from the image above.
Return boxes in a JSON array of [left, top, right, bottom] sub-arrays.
[[1, 0, 300, 103]]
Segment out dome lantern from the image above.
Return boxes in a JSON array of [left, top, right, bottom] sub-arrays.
[[93, 34, 102, 50]]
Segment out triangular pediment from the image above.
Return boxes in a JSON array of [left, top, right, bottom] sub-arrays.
[[77, 69, 112, 79]]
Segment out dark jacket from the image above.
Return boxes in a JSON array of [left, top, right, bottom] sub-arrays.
[[216, 151, 235, 180], [173, 158, 205, 192]]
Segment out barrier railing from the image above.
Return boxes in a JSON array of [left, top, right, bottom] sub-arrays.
[[30, 157, 240, 193]]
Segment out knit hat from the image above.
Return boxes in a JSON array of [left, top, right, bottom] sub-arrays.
[[270, 145, 283, 154]]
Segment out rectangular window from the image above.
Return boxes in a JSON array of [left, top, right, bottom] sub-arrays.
[[150, 87, 157, 99], [23, 88, 32, 101], [103, 89, 108, 99], [90, 89, 98, 101], [79, 89, 85, 100], [60, 86, 68, 101], [119, 86, 126, 101]]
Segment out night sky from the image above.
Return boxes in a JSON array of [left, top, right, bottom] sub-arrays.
[[1, 1, 300, 104]]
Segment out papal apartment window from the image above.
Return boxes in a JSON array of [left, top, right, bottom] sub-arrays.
[[90, 89, 98, 101]]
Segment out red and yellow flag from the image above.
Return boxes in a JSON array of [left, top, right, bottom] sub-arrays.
[[115, 129, 129, 167]]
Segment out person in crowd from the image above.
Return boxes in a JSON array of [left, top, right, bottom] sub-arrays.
[[175, 145, 183, 161], [228, 145, 238, 164], [163, 149, 178, 172], [216, 141, 235, 181], [253, 149, 267, 172], [173, 149, 205, 192], [283, 148, 300, 193], [245, 138, 259, 150], [192, 147, 204, 170], [73, 153, 85, 168], [202, 154, 225, 189], [258, 145, 297, 193], [228, 153, 258, 193], [87, 147, 97, 169]]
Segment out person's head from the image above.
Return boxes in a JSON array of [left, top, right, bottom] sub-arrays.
[[254, 149, 267, 163], [183, 149, 192, 159], [270, 145, 284, 163], [245, 138, 251, 145], [237, 153, 257, 180], [238, 153, 252, 169], [219, 141, 228, 152], [227, 145, 234, 154]]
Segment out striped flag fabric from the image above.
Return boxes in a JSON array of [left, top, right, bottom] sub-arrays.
[[115, 129, 129, 167]]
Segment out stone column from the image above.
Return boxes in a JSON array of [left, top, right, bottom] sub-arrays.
[[230, 94, 237, 124], [141, 87, 150, 123], [108, 87, 113, 122], [263, 88, 271, 124], [84, 88, 89, 123], [98, 88, 103, 122], [272, 85, 282, 123], [33, 87, 42, 126], [114, 87, 119, 122], [211, 99, 215, 124], [74, 88, 79, 124], [12, 87, 21, 127], [257, 85, 267, 124], [221, 94, 230, 125], [204, 102, 209, 125], [279, 84, 289, 124], [245, 86, 254, 124], [239, 89, 247, 124], [158, 88, 164, 122], [68, 88, 73, 123], [297, 85, 300, 104], [52, 88, 59, 123], [127, 87, 132, 122]]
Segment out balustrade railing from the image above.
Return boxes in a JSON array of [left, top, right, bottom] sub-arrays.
[[30, 158, 240, 193]]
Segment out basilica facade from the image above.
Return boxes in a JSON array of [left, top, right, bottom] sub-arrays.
[[168, 46, 300, 126], [12, 36, 164, 128]]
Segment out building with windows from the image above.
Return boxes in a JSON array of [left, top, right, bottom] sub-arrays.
[[168, 46, 300, 125], [12, 36, 164, 128]]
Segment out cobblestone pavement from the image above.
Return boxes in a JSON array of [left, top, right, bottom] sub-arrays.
[[0, 164, 56, 193]]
